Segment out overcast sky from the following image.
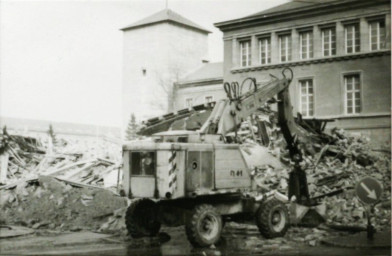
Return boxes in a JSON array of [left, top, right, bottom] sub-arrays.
[[0, 0, 288, 127]]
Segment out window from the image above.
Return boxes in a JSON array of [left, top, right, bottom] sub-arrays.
[[345, 74, 361, 114], [185, 98, 193, 108], [369, 20, 386, 50], [299, 31, 313, 59], [322, 27, 336, 56], [205, 96, 213, 103], [279, 34, 291, 62], [259, 37, 271, 64], [240, 40, 251, 67], [130, 151, 155, 176], [299, 79, 314, 117], [345, 24, 360, 53]]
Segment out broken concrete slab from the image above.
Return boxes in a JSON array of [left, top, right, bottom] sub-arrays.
[[0, 225, 35, 238]]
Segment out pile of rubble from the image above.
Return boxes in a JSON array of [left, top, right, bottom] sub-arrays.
[[240, 114, 391, 230], [0, 176, 127, 232], [1, 114, 390, 236], [0, 128, 126, 233], [0, 129, 122, 188]]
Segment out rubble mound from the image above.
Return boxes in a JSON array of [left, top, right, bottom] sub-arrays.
[[0, 176, 127, 231], [245, 124, 391, 230]]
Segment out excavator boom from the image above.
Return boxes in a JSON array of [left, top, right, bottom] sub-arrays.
[[200, 70, 292, 136]]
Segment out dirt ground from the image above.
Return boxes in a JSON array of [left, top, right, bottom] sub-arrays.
[[0, 224, 390, 256]]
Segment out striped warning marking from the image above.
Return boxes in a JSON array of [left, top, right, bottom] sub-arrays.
[[168, 150, 177, 192]]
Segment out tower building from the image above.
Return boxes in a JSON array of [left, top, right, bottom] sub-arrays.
[[121, 9, 210, 131]]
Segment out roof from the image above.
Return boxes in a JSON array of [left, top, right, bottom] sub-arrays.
[[214, 0, 383, 30], [245, 0, 338, 18], [121, 8, 211, 33], [179, 62, 223, 83]]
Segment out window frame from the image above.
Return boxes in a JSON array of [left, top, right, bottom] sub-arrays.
[[258, 36, 271, 65], [278, 33, 292, 63], [343, 73, 362, 115], [185, 98, 193, 108], [344, 23, 360, 54], [129, 151, 156, 177], [298, 79, 315, 117], [321, 27, 336, 57], [205, 96, 213, 104], [368, 19, 386, 51], [299, 30, 313, 60], [239, 39, 251, 67]]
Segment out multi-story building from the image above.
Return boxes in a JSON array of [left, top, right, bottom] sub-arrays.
[[210, 0, 390, 142], [121, 9, 210, 132]]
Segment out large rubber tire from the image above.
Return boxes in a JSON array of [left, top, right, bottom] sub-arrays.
[[125, 198, 161, 238], [185, 204, 222, 247], [256, 198, 289, 238]]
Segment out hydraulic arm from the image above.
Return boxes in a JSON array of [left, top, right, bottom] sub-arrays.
[[200, 68, 293, 137], [201, 67, 312, 205]]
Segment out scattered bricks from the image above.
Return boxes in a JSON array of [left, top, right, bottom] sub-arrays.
[[1, 115, 390, 237], [57, 197, 64, 207], [262, 244, 280, 250], [27, 219, 38, 227], [81, 194, 94, 200], [8, 193, 17, 204], [70, 226, 82, 232], [98, 221, 111, 232], [279, 245, 293, 250], [273, 237, 287, 244], [81, 198, 92, 206], [62, 184, 73, 194], [33, 187, 44, 198], [0, 191, 11, 209], [32, 222, 42, 229], [293, 237, 305, 242], [15, 181, 29, 197]]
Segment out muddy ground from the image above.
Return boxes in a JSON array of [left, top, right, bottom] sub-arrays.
[[1, 224, 390, 256]]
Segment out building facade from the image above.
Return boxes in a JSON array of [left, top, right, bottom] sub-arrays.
[[173, 62, 223, 110], [213, 0, 391, 142], [121, 9, 210, 132]]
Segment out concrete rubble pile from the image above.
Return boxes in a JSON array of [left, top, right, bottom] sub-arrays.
[[0, 129, 122, 188], [0, 114, 390, 236], [0, 128, 127, 233], [0, 176, 127, 232], [239, 114, 391, 230]]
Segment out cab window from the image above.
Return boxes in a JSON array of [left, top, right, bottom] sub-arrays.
[[130, 151, 155, 176]]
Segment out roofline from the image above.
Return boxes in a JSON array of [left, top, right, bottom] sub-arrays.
[[121, 20, 211, 34], [175, 77, 223, 88], [214, 0, 389, 31]]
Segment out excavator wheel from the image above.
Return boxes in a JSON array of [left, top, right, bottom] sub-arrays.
[[125, 198, 161, 238], [255, 198, 289, 238], [185, 204, 222, 247]]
